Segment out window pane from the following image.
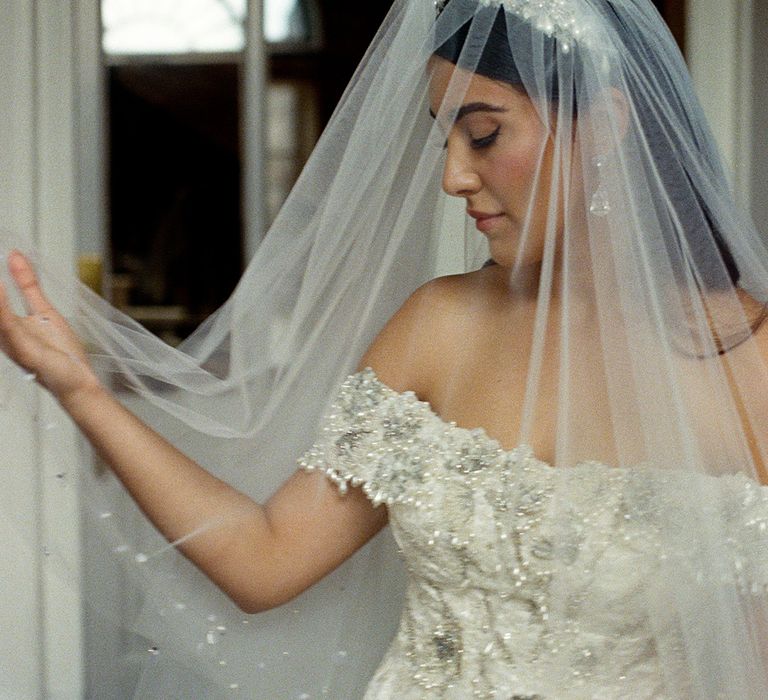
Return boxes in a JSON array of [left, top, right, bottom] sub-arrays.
[[265, 0, 310, 43], [102, 0, 313, 54], [102, 0, 246, 55]]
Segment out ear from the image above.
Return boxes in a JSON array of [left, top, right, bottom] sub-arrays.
[[607, 87, 630, 140]]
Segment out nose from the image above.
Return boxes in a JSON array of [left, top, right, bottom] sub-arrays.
[[441, 139, 481, 198]]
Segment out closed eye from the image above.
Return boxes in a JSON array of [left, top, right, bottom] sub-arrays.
[[438, 126, 501, 151], [470, 126, 501, 150]]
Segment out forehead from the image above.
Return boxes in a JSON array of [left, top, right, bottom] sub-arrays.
[[427, 56, 528, 115]]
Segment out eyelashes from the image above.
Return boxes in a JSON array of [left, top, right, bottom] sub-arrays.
[[437, 125, 502, 150], [470, 125, 501, 150]]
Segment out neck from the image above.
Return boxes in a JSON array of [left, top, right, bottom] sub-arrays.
[[501, 240, 597, 305]]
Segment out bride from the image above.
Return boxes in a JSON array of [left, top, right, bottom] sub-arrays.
[[3, 0, 768, 696]]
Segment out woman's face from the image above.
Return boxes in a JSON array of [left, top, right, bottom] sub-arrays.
[[428, 57, 559, 269]]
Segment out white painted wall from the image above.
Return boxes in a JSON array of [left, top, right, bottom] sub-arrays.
[[686, 0, 757, 208], [688, 0, 768, 235], [0, 1, 85, 697], [748, 1, 768, 230], [243, 0, 268, 261], [74, 0, 108, 263]]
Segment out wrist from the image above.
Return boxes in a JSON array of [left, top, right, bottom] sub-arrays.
[[56, 374, 109, 415]]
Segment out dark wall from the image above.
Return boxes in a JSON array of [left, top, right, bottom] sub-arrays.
[[651, 0, 687, 52], [297, 0, 686, 126], [108, 64, 243, 320], [271, 0, 393, 125]]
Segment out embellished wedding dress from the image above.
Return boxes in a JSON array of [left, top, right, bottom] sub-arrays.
[[302, 370, 768, 698], [7, 0, 768, 696]]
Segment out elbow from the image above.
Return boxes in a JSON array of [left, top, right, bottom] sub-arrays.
[[232, 597, 269, 615], [231, 591, 275, 614], [215, 527, 315, 613], [227, 582, 304, 615], [230, 592, 296, 615]]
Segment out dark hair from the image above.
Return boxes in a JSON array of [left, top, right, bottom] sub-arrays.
[[433, 0, 741, 289], [434, 5, 552, 91]]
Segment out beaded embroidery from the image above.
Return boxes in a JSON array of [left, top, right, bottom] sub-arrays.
[[300, 369, 768, 698], [435, 0, 598, 51]]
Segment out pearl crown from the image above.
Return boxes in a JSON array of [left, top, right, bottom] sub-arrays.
[[436, 0, 597, 52]]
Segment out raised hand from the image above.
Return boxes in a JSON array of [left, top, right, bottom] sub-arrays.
[[0, 250, 100, 403]]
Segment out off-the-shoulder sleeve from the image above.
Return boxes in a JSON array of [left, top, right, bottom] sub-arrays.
[[298, 368, 429, 506]]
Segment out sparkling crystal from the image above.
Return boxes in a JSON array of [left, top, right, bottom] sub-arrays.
[[476, 0, 597, 48], [531, 538, 555, 559], [300, 368, 768, 696], [590, 189, 611, 216]]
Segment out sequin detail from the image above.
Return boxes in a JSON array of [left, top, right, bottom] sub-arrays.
[[437, 0, 599, 51], [300, 369, 768, 698]]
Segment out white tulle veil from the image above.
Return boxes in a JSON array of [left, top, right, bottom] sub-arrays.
[[4, 0, 768, 696]]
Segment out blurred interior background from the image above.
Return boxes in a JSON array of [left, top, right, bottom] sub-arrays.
[[96, 0, 684, 345], [98, 0, 394, 343]]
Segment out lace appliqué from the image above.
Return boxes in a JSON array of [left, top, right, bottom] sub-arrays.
[[299, 369, 431, 506]]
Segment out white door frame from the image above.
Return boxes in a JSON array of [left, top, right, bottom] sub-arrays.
[[0, 1, 86, 698]]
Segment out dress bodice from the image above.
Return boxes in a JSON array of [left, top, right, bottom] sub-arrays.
[[300, 369, 768, 699]]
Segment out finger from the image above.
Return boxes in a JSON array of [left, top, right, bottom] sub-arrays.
[[0, 279, 24, 358], [8, 250, 54, 316], [0, 279, 18, 328]]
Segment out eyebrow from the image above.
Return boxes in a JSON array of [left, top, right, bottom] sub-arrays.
[[428, 102, 508, 121]]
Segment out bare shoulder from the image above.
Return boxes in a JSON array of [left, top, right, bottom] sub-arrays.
[[358, 267, 502, 398]]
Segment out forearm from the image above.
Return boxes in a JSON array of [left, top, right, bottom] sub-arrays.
[[0, 252, 293, 610], [60, 382, 270, 609]]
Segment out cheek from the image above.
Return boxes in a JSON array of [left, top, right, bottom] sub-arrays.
[[489, 140, 545, 204]]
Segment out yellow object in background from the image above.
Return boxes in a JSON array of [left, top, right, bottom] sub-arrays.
[[78, 254, 103, 296]]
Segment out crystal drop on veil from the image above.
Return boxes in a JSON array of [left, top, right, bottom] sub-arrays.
[[590, 188, 611, 217]]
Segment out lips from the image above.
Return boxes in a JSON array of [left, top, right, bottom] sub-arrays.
[[467, 209, 504, 233]]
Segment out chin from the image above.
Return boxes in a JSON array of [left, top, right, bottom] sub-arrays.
[[487, 252, 515, 269], [486, 240, 516, 268]]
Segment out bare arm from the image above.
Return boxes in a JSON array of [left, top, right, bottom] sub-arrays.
[[63, 384, 388, 612], [0, 251, 387, 612]]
